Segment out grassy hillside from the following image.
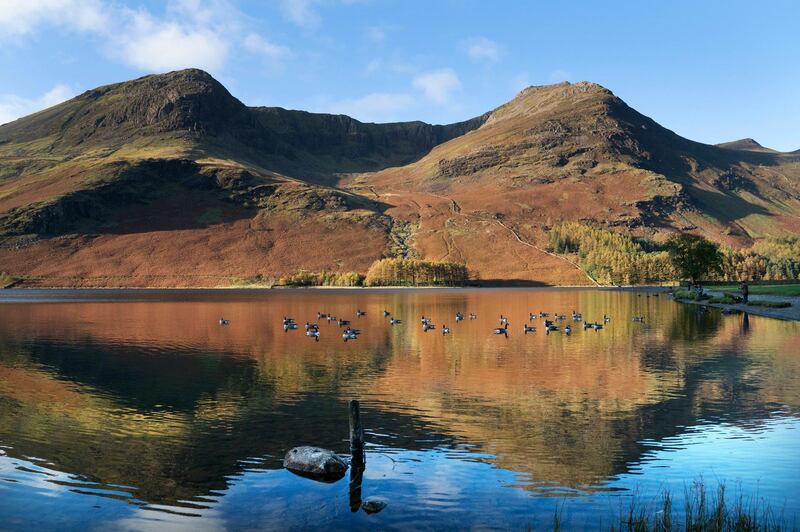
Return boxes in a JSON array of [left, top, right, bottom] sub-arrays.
[[1, 70, 798, 287], [346, 82, 800, 284]]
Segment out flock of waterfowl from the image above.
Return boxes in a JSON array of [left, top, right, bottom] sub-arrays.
[[217, 308, 648, 341]]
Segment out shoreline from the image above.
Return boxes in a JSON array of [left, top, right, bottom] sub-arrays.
[[2, 284, 797, 322], [670, 289, 800, 322], [0, 283, 663, 291]]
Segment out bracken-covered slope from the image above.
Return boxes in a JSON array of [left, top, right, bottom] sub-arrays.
[[1, 70, 798, 286], [346, 82, 800, 283]]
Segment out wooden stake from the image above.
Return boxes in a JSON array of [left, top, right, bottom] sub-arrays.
[[349, 399, 365, 467]]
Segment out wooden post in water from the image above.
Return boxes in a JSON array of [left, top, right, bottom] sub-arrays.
[[348, 399, 366, 512], [349, 399, 365, 467]]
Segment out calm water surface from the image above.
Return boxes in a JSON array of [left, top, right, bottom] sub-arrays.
[[0, 288, 798, 530]]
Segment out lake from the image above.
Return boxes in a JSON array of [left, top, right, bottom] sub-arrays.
[[0, 288, 798, 530]]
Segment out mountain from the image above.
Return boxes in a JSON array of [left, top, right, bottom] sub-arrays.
[[716, 138, 776, 153], [1, 70, 798, 287]]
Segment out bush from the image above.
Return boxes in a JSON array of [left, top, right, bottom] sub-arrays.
[[0, 272, 18, 288], [365, 258, 469, 286], [708, 295, 740, 304], [672, 288, 708, 301]]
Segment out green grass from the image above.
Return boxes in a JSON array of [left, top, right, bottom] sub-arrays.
[[552, 481, 790, 531], [716, 284, 800, 297], [672, 288, 709, 301], [747, 300, 792, 309], [708, 295, 740, 305], [228, 275, 275, 288]]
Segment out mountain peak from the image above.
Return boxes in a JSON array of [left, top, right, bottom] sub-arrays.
[[485, 80, 618, 126], [1, 67, 245, 151], [513, 80, 613, 101], [716, 138, 776, 153]]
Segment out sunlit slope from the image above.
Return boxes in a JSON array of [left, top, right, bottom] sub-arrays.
[[1, 70, 798, 286], [0, 69, 488, 285], [348, 82, 800, 283]]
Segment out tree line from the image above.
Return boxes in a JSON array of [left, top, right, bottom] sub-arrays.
[[548, 222, 800, 284], [276, 259, 470, 287], [364, 258, 469, 286], [548, 222, 676, 284]]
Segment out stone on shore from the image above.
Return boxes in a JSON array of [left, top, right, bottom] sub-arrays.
[[283, 446, 347, 481]]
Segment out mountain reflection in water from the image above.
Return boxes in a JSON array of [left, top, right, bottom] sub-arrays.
[[0, 289, 798, 530]]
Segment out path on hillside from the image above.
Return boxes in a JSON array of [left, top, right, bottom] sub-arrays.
[[427, 193, 601, 286]]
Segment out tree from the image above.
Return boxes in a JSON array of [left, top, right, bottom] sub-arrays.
[[665, 234, 722, 285]]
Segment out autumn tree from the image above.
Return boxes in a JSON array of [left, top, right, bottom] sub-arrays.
[[665, 234, 723, 285]]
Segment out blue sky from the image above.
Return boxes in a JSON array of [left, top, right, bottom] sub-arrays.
[[1, 0, 798, 151]]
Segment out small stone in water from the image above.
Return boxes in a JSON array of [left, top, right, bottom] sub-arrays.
[[361, 497, 387, 514]]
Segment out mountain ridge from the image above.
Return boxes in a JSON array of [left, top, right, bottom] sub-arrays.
[[1, 69, 798, 287]]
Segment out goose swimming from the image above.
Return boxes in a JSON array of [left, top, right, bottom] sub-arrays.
[[219, 318, 230, 325], [523, 324, 536, 334], [493, 323, 509, 336], [442, 325, 450, 335], [390, 318, 402, 325]]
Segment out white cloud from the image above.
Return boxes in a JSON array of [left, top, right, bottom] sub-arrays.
[[279, 0, 321, 29], [115, 10, 230, 72], [0, 0, 108, 38], [0, 0, 285, 76], [244, 33, 292, 61], [413, 68, 461, 104], [0, 84, 77, 126], [328, 92, 415, 122], [465, 36, 501, 62]]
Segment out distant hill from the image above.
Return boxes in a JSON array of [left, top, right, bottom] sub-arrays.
[[716, 138, 777, 153], [1, 69, 798, 287]]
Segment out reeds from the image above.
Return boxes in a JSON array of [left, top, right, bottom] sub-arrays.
[[551, 480, 791, 531]]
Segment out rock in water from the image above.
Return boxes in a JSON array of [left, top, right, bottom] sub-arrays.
[[361, 497, 387, 514], [283, 446, 347, 481]]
